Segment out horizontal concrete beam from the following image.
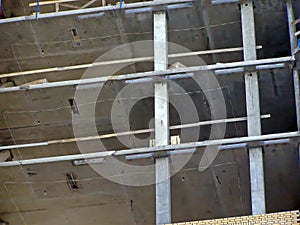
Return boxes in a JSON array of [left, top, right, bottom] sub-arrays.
[[0, 46, 263, 79], [0, 0, 193, 24], [0, 131, 298, 167], [0, 114, 271, 150], [0, 56, 293, 93]]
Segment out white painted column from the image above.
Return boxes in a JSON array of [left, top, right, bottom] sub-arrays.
[[287, 0, 300, 130], [241, 0, 266, 215], [154, 11, 171, 225]]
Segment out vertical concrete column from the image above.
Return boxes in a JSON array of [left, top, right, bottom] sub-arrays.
[[241, 0, 266, 215], [154, 10, 171, 225], [287, 0, 300, 130]]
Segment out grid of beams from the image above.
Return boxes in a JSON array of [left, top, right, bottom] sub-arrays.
[[0, 0, 299, 224], [0, 0, 193, 24]]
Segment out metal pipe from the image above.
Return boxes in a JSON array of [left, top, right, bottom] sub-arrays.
[[73, 157, 105, 165], [256, 63, 285, 70], [214, 67, 244, 75], [211, 0, 239, 5], [0, 142, 48, 150], [0, 151, 115, 166], [262, 138, 290, 145], [125, 153, 154, 160], [125, 7, 152, 14], [125, 148, 196, 160], [165, 2, 192, 9], [218, 143, 248, 150], [77, 12, 105, 19], [214, 63, 285, 75], [125, 73, 194, 84]]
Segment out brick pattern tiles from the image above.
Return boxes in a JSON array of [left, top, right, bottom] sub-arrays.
[[165, 211, 300, 225]]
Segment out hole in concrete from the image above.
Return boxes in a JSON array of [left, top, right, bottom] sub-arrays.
[[130, 200, 133, 210], [70, 28, 82, 47], [0, 219, 9, 225], [68, 99, 79, 115], [27, 170, 38, 177], [66, 172, 79, 190], [216, 176, 221, 184], [0, 150, 12, 162], [70, 28, 78, 37]]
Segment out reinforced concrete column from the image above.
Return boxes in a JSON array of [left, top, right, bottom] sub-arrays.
[[241, 0, 266, 215], [154, 10, 171, 225], [287, 0, 300, 130]]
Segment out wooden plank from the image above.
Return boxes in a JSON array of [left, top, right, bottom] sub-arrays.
[[81, 0, 97, 9], [29, 0, 81, 7], [55, 3, 60, 12], [292, 18, 300, 26], [20, 78, 48, 89], [59, 3, 80, 9]]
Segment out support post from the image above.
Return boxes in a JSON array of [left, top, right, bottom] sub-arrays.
[[287, 0, 300, 130], [241, 0, 266, 215], [154, 10, 171, 225], [55, 3, 60, 12]]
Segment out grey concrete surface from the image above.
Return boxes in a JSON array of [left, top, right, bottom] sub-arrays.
[[0, 0, 299, 224]]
